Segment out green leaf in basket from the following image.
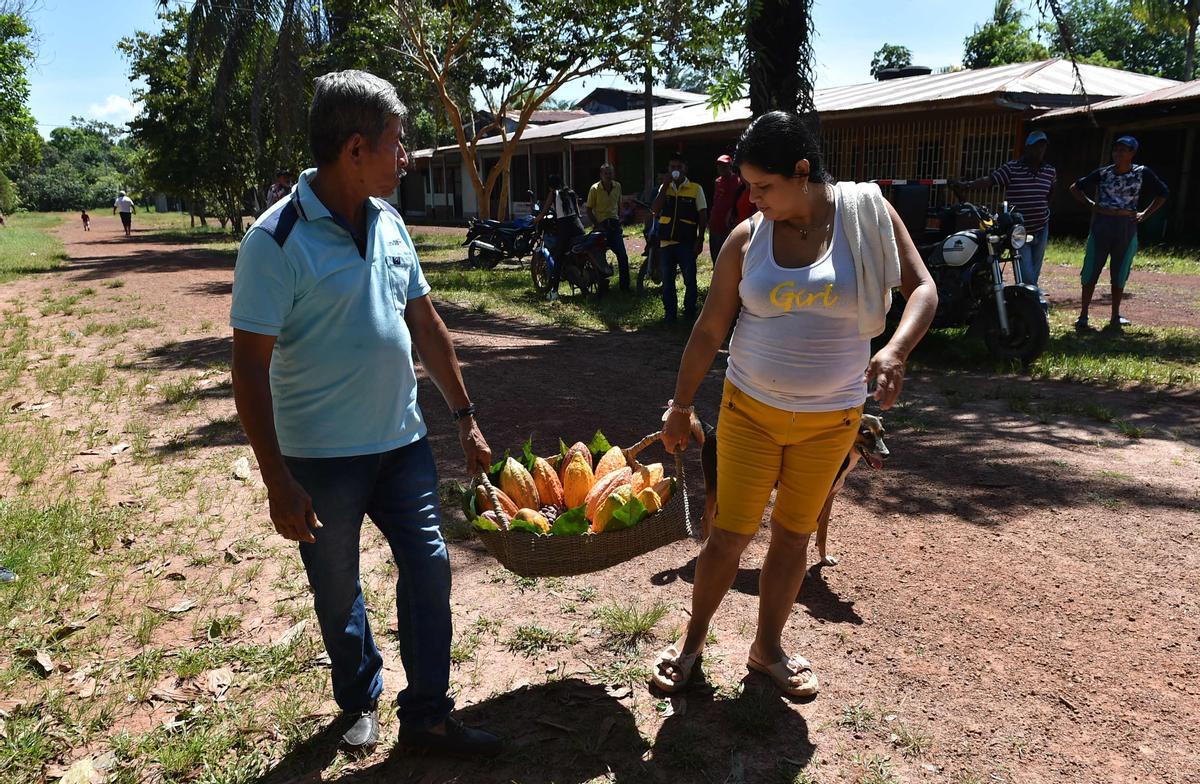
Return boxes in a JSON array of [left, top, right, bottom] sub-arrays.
[[606, 496, 649, 532], [587, 430, 612, 457], [489, 449, 510, 480], [509, 516, 547, 536], [464, 487, 478, 519], [521, 436, 537, 471], [549, 505, 589, 536], [472, 515, 499, 532], [559, 438, 569, 459]]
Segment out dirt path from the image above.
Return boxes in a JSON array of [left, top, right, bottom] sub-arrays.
[[1, 213, 1198, 783]]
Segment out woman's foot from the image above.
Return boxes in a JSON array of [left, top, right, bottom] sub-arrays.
[[649, 640, 703, 693], [747, 644, 819, 698]]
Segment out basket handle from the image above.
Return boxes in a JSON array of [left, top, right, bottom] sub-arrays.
[[477, 471, 511, 532], [624, 432, 695, 538]]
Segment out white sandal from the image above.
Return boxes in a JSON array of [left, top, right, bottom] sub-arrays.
[[649, 642, 701, 693]]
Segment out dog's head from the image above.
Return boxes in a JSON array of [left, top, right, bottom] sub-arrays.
[[855, 414, 889, 470]]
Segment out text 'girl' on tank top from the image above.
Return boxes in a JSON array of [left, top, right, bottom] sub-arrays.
[[726, 194, 869, 412]]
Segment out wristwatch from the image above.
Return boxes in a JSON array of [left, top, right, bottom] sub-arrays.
[[452, 403, 477, 422]]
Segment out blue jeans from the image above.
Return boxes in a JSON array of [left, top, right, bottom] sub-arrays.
[[659, 241, 699, 322], [599, 220, 630, 289], [284, 437, 453, 730], [1016, 225, 1049, 286]]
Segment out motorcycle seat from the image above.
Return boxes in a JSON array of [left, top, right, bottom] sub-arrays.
[[570, 231, 606, 254]]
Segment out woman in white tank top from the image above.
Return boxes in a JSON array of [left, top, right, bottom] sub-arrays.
[[650, 112, 938, 697]]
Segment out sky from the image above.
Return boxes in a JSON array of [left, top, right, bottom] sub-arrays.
[[23, 0, 1056, 136]]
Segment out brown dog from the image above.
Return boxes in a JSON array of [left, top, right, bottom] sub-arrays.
[[698, 414, 888, 566]]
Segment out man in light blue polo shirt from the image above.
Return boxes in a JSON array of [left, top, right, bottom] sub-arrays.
[[231, 70, 501, 756]]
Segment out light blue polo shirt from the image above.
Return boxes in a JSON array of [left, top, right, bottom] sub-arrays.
[[230, 168, 431, 458]]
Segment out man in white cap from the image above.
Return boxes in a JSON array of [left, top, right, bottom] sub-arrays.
[[957, 130, 1055, 289]]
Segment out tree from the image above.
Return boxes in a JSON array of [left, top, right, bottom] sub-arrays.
[[0, 13, 40, 172], [870, 44, 914, 77], [963, 0, 1050, 68], [16, 118, 141, 211], [392, 0, 651, 219], [1132, 0, 1199, 78], [1046, 0, 1187, 78]]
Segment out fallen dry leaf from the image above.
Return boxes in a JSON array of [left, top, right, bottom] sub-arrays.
[[109, 442, 130, 455], [274, 620, 307, 647], [33, 649, 56, 676], [231, 456, 251, 480], [166, 599, 196, 614], [206, 667, 233, 701], [58, 756, 100, 784]]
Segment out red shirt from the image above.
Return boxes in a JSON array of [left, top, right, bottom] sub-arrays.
[[709, 174, 741, 232], [732, 184, 755, 226]]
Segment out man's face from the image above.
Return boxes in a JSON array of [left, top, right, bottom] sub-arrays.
[[600, 166, 613, 183], [357, 115, 407, 197], [668, 159, 686, 180], [716, 162, 731, 178], [1111, 143, 1135, 167], [1025, 141, 1047, 165]]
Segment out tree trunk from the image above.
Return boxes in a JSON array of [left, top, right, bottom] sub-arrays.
[[746, 0, 816, 116], [1186, 0, 1197, 80]]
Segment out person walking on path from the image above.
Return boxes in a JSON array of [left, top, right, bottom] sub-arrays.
[[584, 163, 630, 290], [957, 130, 1056, 288], [231, 70, 502, 756], [266, 170, 292, 207], [708, 154, 741, 264], [651, 154, 707, 324], [113, 191, 135, 237], [648, 111, 936, 699], [1069, 136, 1169, 333]]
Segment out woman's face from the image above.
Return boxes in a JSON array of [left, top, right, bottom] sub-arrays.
[[738, 161, 809, 220]]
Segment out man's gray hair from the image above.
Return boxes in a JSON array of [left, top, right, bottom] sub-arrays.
[[309, 70, 407, 166]]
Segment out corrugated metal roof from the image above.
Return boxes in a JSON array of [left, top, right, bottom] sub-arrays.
[[1037, 78, 1200, 118], [568, 59, 1177, 144]]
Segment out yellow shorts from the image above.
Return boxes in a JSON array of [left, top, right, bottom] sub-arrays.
[[715, 379, 863, 536]]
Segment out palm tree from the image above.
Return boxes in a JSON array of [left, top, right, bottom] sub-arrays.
[[746, 0, 817, 115], [1133, 0, 1199, 79]]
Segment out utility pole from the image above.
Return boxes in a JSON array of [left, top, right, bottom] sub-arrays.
[[642, 39, 655, 202]]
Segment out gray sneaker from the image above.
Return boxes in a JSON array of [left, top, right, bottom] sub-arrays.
[[0, 566, 17, 583]]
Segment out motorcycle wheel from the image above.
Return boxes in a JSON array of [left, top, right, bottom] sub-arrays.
[[468, 242, 503, 270], [637, 248, 657, 294], [982, 290, 1050, 366], [530, 251, 553, 295], [595, 276, 610, 298]]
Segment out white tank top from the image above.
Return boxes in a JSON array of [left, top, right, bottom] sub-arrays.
[[726, 195, 869, 412]]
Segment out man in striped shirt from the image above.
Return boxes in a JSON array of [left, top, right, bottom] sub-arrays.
[[958, 130, 1056, 287]]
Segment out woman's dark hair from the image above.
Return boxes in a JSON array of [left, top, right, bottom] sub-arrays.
[[547, 174, 562, 188], [734, 111, 829, 182]]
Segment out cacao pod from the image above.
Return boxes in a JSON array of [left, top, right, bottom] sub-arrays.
[[560, 441, 593, 481], [594, 446, 626, 481], [499, 457, 539, 510], [630, 462, 664, 494], [637, 487, 663, 514], [475, 484, 519, 518], [561, 452, 595, 509], [592, 484, 633, 533], [531, 457, 565, 508], [584, 466, 633, 522], [651, 477, 675, 506], [513, 507, 551, 534]]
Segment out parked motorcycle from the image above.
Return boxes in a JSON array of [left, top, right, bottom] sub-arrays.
[[895, 200, 1049, 365], [530, 208, 613, 298], [463, 190, 538, 268], [633, 199, 663, 293]]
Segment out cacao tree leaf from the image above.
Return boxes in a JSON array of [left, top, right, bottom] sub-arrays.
[[587, 431, 612, 457], [606, 497, 648, 532], [549, 505, 588, 536], [509, 517, 545, 536], [559, 438, 569, 458], [521, 437, 537, 471], [472, 515, 499, 532]]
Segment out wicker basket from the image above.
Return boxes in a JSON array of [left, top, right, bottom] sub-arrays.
[[474, 435, 695, 578]]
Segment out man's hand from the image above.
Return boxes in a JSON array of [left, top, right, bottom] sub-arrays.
[[694, 237, 704, 257], [1136, 210, 1149, 223], [266, 473, 322, 543], [864, 345, 906, 410], [459, 418, 492, 475]]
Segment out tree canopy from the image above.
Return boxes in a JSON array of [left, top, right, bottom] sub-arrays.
[[870, 44, 914, 77], [1046, 0, 1189, 78], [0, 13, 40, 173], [12, 119, 139, 212], [963, 0, 1050, 68]]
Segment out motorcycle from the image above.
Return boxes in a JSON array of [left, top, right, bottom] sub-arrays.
[[529, 204, 613, 298], [633, 198, 664, 293], [462, 190, 538, 268], [895, 200, 1049, 365]]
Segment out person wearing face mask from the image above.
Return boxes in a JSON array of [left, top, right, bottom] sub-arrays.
[[651, 154, 707, 324]]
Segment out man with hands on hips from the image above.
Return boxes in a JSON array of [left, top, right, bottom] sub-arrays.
[[230, 70, 501, 757]]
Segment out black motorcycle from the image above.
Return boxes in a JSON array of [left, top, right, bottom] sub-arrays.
[[530, 211, 613, 298], [895, 200, 1049, 365], [462, 190, 538, 268]]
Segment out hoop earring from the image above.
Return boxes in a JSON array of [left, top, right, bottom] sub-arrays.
[[803, 179, 809, 194]]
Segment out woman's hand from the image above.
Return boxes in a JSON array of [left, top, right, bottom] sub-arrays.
[[865, 346, 906, 410], [660, 408, 694, 454]]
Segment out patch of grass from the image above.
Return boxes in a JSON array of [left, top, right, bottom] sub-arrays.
[[450, 629, 481, 665], [1115, 419, 1150, 439], [0, 213, 68, 283], [596, 599, 668, 650], [161, 375, 201, 408], [890, 720, 932, 759], [853, 753, 900, 784], [586, 657, 652, 688], [838, 700, 876, 731], [505, 624, 577, 656], [105, 278, 126, 288]]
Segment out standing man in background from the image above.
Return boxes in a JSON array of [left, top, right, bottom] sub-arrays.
[[584, 163, 630, 290], [266, 170, 293, 207], [708, 154, 741, 264], [651, 154, 707, 324], [113, 190, 135, 238]]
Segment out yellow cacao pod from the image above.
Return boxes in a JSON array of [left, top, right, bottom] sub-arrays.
[[630, 462, 664, 495], [560, 441, 593, 482], [637, 487, 663, 513], [530, 457, 564, 508], [650, 477, 674, 506], [499, 457, 539, 510], [592, 484, 633, 533], [562, 453, 595, 509], [513, 507, 551, 534], [594, 446, 626, 481], [585, 467, 633, 522]]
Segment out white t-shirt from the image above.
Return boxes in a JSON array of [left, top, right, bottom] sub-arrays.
[[726, 195, 868, 413], [114, 196, 134, 214]]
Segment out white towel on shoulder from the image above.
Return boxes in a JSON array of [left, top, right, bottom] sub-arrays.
[[836, 181, 903, 338]]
